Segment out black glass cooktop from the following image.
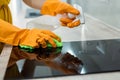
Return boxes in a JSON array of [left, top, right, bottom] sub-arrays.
[[4, 39, 120, 80]]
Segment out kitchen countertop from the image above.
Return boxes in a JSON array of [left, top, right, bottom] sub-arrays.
[[0, 10, 120, 80]]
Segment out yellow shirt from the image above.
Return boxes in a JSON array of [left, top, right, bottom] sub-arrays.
[[0, 0, 12, 53], [0, 0, 12, 23]]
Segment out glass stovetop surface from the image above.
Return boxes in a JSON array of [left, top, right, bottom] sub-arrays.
[[4, 39, 120, 80]]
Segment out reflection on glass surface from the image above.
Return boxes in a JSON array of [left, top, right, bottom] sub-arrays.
[[4, 44, 83, 80], [4, 39, 120, 80]]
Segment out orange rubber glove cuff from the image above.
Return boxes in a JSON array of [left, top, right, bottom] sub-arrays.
[[0, 19, 22, 46]]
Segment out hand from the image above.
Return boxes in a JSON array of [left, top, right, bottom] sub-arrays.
[[60, 16, 81, 28], [41, 0, 80, 28], [19, 28, 61, 48], [0, 19, 61, 48]]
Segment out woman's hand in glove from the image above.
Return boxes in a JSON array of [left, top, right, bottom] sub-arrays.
[[19, 28, 61, 48], [0, 19, 61, 48], [41, 0, 80, 28]]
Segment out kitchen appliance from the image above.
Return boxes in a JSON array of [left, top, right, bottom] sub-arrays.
[[4, 38, 120, 79]]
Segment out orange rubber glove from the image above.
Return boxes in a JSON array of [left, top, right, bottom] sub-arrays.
[[0, 19, 61, 48], [41, 0, 80, 28], [60, 17, 81, 28]]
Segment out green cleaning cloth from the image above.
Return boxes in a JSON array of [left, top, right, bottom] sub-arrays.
[[47, 39, 63, 47], [19, 39, 63, 53], [19, 45, 35, 53]]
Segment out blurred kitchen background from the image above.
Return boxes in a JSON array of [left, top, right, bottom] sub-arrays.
[[9, 0, 120, 29]]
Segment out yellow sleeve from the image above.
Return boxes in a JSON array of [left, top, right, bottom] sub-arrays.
[[0, 0, 12, 23]]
